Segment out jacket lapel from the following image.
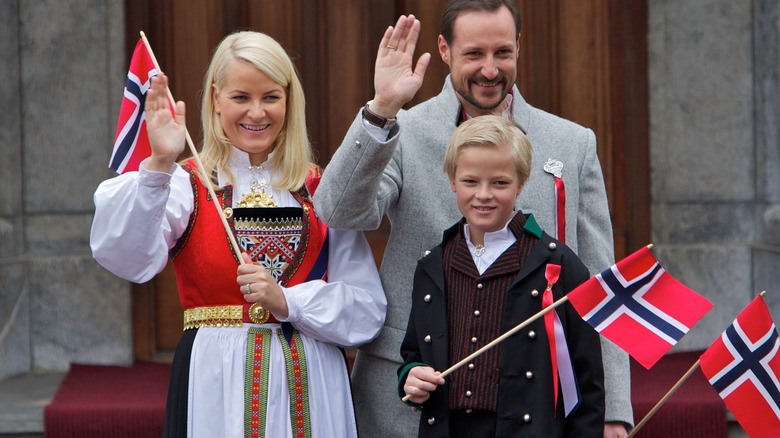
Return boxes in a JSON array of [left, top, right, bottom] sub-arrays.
[[507, 214, 550, 290], [418, 246, 446, 293]]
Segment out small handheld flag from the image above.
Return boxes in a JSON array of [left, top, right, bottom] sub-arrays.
[[109, 39, 157, 174], [567, 245, 712, 369], [700, 294, 780, 437]]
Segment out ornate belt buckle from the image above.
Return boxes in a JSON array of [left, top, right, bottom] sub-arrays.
[[248, 302, 271, 324]]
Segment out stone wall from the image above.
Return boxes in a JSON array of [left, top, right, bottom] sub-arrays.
[[0, 0, 132, 379], [649, 0, 780, 351]]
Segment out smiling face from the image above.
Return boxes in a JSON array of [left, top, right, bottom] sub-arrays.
[[438, 6, 520, 117], [450, 143, 522, 244], [212, 60, 287, 165]]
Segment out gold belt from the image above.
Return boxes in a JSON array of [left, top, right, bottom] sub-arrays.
[[183, 304, 274, 330]]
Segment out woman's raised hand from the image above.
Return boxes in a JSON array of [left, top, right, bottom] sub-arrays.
[[144, 73, 186, 172]]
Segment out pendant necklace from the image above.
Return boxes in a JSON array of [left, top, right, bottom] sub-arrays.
[[238, 164, 277, 208], [474, 243, 485, 271]]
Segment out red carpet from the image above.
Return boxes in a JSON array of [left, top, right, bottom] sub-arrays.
[[43, 352, 726, 437], [44, 361, 170, 438], [630, 350, 727, 437]]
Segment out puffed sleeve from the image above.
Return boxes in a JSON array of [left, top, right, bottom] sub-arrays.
[[279, 227, 387, 348], [90, 163, 193, 283]]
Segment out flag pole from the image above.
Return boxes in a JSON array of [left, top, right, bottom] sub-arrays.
[[139, 31, 244, 263], [402, 295, 570, 402], [627, 359, 701, 437]]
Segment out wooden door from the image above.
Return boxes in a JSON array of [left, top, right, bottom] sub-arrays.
[[125, 0, 648, 361]]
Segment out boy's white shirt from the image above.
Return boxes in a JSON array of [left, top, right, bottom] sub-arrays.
[[463, 218, 517, 275]]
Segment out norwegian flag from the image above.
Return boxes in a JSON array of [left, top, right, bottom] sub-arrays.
[[567, 246, 712, 369], [109, 38, 157, 174], [700, 295, 780, 438]]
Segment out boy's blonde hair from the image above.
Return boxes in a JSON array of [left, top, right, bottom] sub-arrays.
[[443, 115, 533, 185], [198, 31, 312, 191]]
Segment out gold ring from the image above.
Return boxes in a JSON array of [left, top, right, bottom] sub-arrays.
[[387, 45, 397, 50]]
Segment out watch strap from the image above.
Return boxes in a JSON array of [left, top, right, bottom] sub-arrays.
[[362, 102, 397, 129]]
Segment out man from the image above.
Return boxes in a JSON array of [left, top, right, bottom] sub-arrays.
[[314, 1, 632, 436]]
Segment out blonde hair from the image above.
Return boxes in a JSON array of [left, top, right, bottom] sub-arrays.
[[443, 115, 533, 185], [198, 31, 312, 190]]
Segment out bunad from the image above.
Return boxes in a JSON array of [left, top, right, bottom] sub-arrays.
[[398, 212, 605, 437], [90, 149, 386, 438]]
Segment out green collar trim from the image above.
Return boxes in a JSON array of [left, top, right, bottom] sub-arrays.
[[523, 213, 543, 238]]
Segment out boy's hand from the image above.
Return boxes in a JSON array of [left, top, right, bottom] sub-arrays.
[[404, 366, 445, 404]]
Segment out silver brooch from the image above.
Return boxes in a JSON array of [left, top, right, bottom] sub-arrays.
[[543, 158, 563, 178]]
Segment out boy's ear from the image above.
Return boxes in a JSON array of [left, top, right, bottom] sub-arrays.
[[450, 179, 457, 192]]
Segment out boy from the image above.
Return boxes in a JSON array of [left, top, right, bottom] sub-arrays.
[[398, 115, 605, 437]]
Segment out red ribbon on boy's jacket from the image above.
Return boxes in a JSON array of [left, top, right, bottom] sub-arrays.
[[543, 263, 579, 417]]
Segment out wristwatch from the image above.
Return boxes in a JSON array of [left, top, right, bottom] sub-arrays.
[[362, 102, 397, 129]]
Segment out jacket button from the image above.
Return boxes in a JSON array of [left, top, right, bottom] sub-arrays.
[[424, 294, 431, 302], [468, 363, 475, 370], [354, 140, 361, 149], [523, 413, 531, 423], [428, 417, 436, 425], [528, 330, 536, 339], [531, 289, 539, 298], [548, 242, 557, 250], [471, 337, 478, 344], [476, 283, 483, 290], [424, 335, 431, 343], [465, 390, 472, 397], [526, 371, 534, 379], [473, 310, 480, 317]]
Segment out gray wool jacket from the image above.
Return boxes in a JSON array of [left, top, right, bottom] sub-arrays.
[[314, 77, 632, 437]]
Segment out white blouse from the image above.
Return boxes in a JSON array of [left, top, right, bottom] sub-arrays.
[[90, 149, 387, 349]]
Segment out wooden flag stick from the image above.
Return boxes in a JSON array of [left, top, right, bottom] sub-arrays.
[[627, 359, 701, 437], [402, 295, 570, 402], [139, 31, 244, 263]]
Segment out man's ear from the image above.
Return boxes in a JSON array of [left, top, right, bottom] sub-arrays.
[[438, 35, 451, 66]]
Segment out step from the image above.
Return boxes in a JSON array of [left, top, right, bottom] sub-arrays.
[[0, 372, 64, 437]]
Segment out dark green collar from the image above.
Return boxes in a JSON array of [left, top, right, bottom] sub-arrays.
[[522, 213, 543, 238]]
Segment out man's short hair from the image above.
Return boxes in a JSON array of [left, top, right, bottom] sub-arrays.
[[440, 0, 522, 45]]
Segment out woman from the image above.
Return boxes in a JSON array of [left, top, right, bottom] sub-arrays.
[[90, 31, 386, 438]]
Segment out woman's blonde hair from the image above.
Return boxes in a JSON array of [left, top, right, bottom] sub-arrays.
[[198, 31, 312, 190], [443, 115, 533, 186]]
